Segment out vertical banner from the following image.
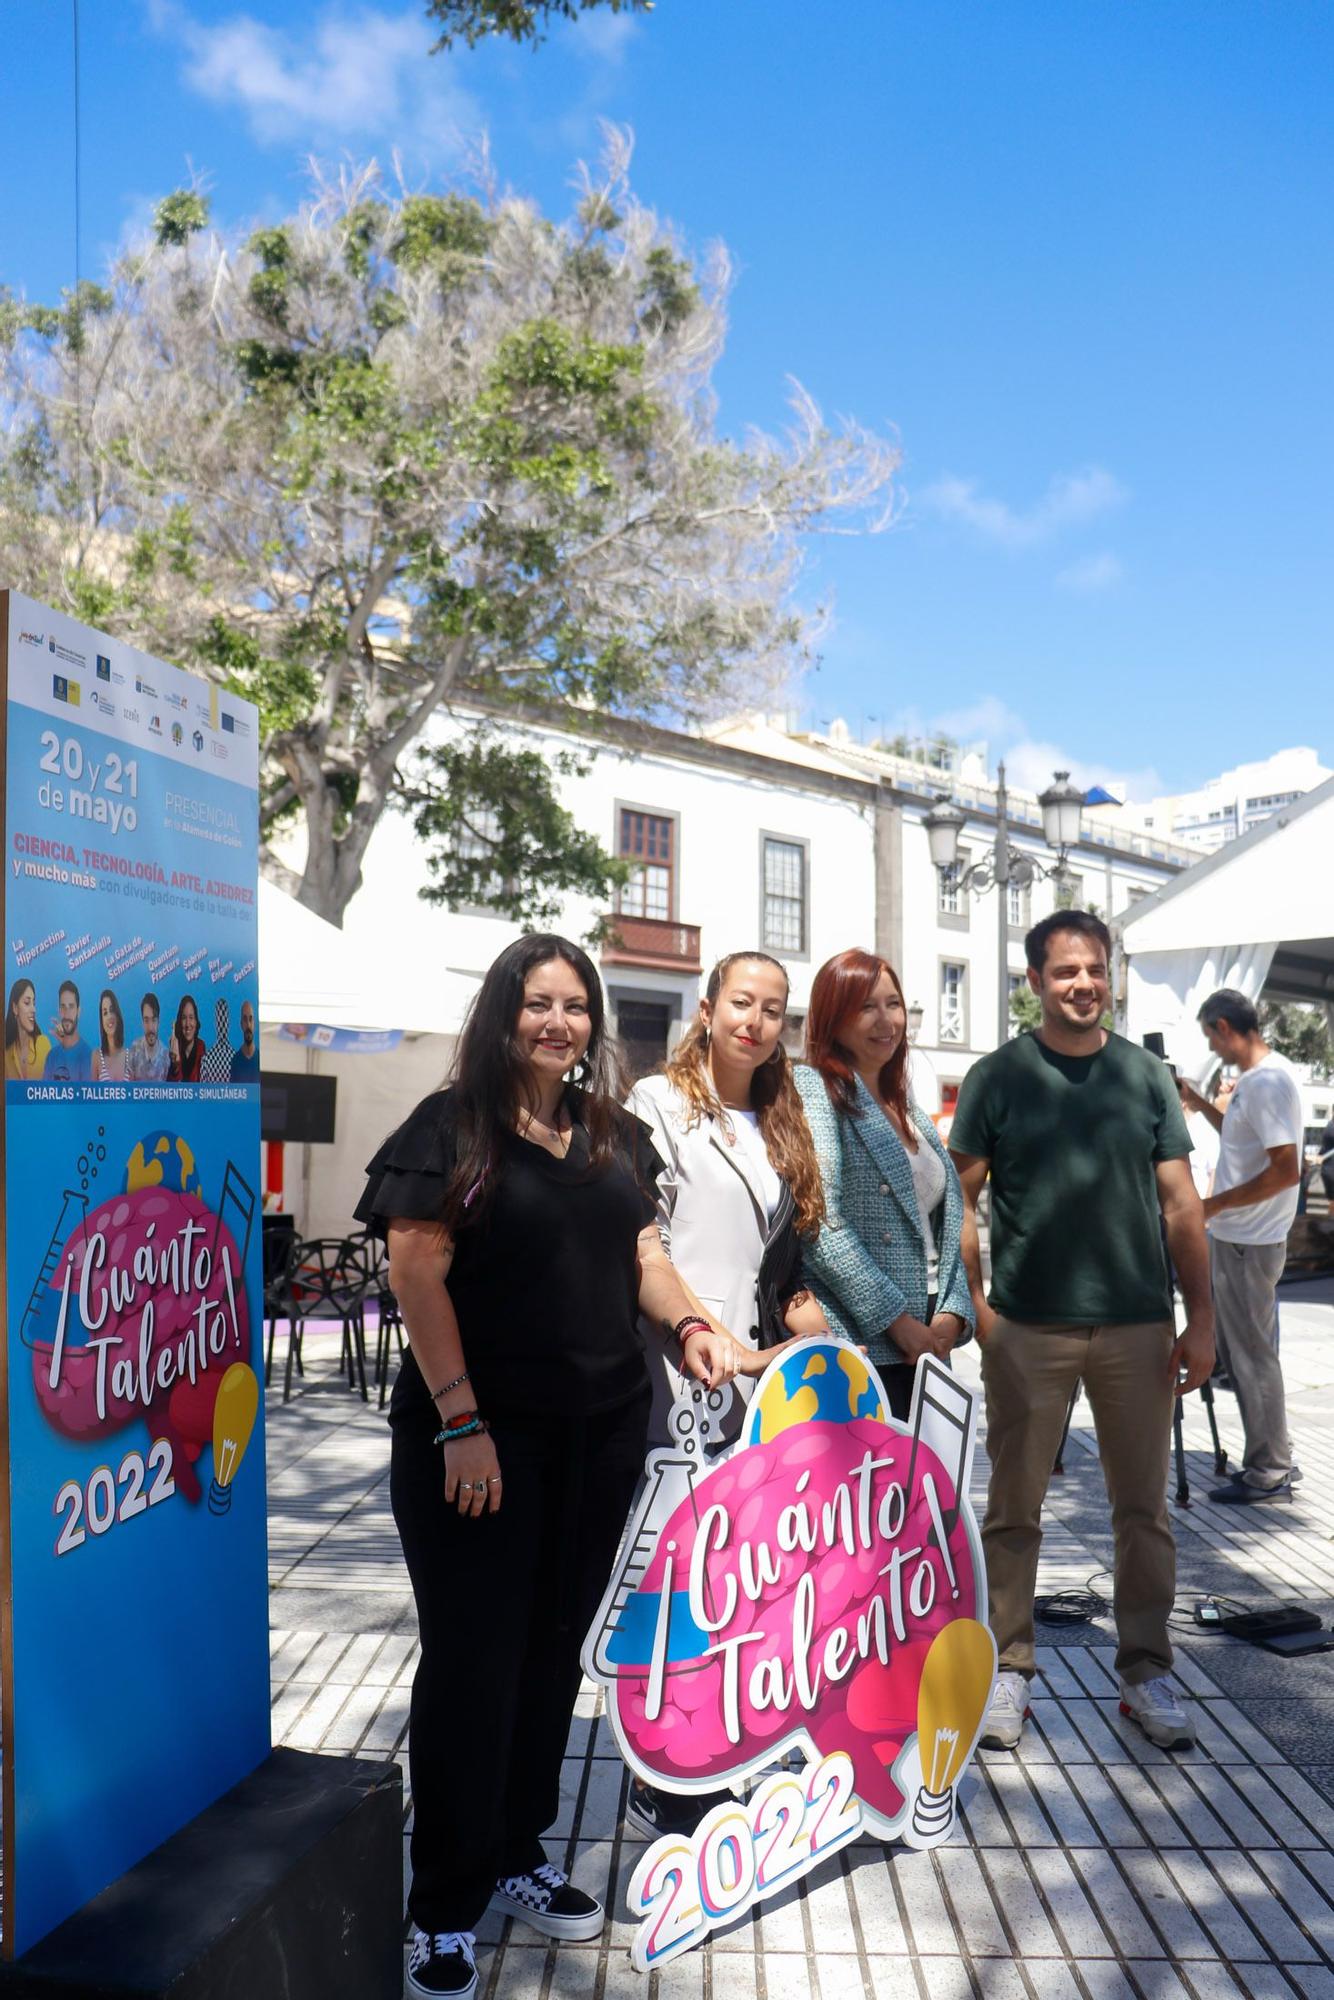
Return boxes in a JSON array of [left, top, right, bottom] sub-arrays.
[[584, 1345, 996, 1969], [0, 592, 270, 1956]]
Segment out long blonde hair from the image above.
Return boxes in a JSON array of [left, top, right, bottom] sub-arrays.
[[664, 952, 824, 1237]]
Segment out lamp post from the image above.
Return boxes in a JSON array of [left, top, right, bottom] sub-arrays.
[[923, 763, 1085, 1050]]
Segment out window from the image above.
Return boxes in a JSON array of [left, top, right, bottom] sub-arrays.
[[451, 805, 511, 912], [940, 961, 967, 1044], [762, 836, 807, 955], [1054, 869, 1084, 912], [617, 809, 674, 920], [781, 1010, 806, 1056], [938, 847, 970, 928]]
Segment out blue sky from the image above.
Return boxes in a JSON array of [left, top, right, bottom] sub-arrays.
[[5, 0, 1331, 798]]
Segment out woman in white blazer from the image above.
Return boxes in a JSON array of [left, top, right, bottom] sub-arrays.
[[622, 948, 827, 1839]]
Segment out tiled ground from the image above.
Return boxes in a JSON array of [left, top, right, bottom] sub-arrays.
[[265, 1277, 1334, 1998]]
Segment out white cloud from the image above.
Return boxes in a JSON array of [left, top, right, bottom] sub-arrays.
[[565, 7, 639, 65], [1055, 550, 1123, 593], [150, 2, 480, 155], [921, 465, 1127, 549], [880, 698, 1160, 803], [999, 735, 1161, 805]]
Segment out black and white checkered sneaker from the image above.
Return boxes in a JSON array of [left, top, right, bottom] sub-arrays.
[[492, 1861, 605, 1940], [406, 1928, 478, 1998]]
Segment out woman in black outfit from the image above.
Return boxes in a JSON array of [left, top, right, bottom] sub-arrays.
[[355, 934, 745, 2000]]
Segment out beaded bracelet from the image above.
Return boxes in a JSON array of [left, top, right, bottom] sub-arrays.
[[434, 1419, 488, 1446], [430, 1370, 469, 1402], [437, 1407, 481, 1433], [672, 1315, 712, 1347]]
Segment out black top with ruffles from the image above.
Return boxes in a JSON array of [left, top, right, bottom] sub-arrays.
[[354, 1088, 664, 1422]]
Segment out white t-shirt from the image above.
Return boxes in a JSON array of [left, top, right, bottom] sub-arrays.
[[1209, 1051, 1304, 1246], [905, 1134, 947, 1293], [727, 1109, 783, 1220]]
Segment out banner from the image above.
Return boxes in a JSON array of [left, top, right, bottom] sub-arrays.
[[584, 1344, 995, 1969], [277, 1023, 402, 1054], [1, 593, 269, 1955]]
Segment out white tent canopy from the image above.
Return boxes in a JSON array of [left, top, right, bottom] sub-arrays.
[[1122, 777, 1334, 1077], [258, 878, 404, 1032]]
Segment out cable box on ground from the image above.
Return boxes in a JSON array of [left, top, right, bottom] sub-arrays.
[[1220, 1605, 1322, 1641]]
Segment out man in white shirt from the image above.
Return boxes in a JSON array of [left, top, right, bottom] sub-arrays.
[[1182, 989, 1303, 1502]]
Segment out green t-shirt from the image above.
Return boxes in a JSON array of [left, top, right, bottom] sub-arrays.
[[949, 1031, 1191, 1325]]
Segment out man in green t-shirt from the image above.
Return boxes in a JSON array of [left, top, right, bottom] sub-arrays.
[[950, 910, 1214, 1753]]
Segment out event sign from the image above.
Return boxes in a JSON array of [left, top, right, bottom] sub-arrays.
[[585, 1345, 995, 1969], [0, 593, 270, 1954]]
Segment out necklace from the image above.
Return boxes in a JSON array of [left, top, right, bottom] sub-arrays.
[[518, 1108, 572, 1154]]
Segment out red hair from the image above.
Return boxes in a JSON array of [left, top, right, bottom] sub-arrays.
[[805, 948, 911, 1124]]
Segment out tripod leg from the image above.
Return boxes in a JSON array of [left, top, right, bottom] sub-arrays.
[[1173, 1394, 1190, 1504], [1199, 1376, 1228, 1476], [1053, 1384, 1077, 1476]]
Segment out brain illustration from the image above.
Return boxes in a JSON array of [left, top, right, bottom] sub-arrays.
[[26, 1138, 250, 1501], [606, 1348, 980, 1826]]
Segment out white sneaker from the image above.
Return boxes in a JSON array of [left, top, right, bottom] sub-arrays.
[[979, 1669, 1030, 1749], [1119, 1675, 1194, 1749]]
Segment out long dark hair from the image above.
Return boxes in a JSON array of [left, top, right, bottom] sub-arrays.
[[806, 948, 911, 1126], [175, 993, 200, 1048], [441, 933, 624, 1234], [664, 952, 824, 1236], [5, 978, 34, 1051], [99, 988, 126, 1056]]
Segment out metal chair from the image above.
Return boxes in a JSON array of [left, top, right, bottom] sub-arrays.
[[282, 1235, 376, 1403], [262, 1219, 300, 1390], [358, 1231, 406, 1409]]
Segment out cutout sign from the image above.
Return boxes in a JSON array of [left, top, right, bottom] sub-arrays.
[[585, 1343, 995, 1968]]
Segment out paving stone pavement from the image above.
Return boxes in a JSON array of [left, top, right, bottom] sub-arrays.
[[266, 1277, 1334, 1999]]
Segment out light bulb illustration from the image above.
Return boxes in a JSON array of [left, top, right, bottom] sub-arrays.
[[208, 1362, 260, 1516], [910, 1617, 997, 1840]]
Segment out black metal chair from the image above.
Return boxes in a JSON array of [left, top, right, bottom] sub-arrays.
[[282, 1235, 376, 1403], [359, 1231, 406, 1409], [262, 1218, 300, 1390]]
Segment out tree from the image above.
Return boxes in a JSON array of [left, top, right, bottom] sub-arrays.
[[426, 0, 651, 47], [1008, 985, 1041, 1035], [1261, 1002, 1332, 1082], [1, 143, 898, 926]]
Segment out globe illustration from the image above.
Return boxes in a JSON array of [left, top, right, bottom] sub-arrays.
[[124, 1129, 203, 1199], [746, 1342, 886, 1445]]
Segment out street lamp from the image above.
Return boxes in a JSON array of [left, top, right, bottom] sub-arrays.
[[923, 762, 1086, 1049], [907, 1000, 924, 1040]]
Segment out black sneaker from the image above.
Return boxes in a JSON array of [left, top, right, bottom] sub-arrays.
[[406, 1929, 478, 1999], [492, 1862, 604, 1941], [623, 1779, 732, 1840]]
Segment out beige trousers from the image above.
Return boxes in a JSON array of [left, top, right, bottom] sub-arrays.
[[980, 1315, 1177, 1685]]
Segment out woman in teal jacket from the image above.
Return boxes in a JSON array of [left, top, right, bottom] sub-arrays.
[[794, 947, 974, 1420]]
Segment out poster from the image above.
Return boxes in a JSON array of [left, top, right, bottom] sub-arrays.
[[1, 592, 270, 1955], [584, 1344, 995, 1968]]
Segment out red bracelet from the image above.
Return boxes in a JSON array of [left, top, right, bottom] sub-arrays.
[[673, 1316, 711, 1347], [437, 1407, 482, 1432]]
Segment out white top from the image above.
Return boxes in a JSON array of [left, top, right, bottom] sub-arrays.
[[727, 1108, 783, 1220], [1209, 1051, 1304, 1246], [904, 1132, 947, 1293]]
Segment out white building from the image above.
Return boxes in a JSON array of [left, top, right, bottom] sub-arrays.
[[264, 707, 1196, 1233], [1090, 746, 1331, 855]]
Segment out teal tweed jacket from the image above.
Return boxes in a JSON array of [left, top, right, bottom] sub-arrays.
[[793, 1064, 974, 1363]]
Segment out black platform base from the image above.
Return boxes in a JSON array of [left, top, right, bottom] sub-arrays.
[[3, 1748, 403, 1998]]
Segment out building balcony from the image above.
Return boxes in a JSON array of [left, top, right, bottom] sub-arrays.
[[600, 912, 702, 974]]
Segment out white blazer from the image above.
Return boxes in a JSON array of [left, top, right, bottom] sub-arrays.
[[627, 1073, 789, 1449]]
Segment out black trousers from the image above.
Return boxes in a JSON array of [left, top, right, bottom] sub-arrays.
[[390, 1387, 650, 1934]]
